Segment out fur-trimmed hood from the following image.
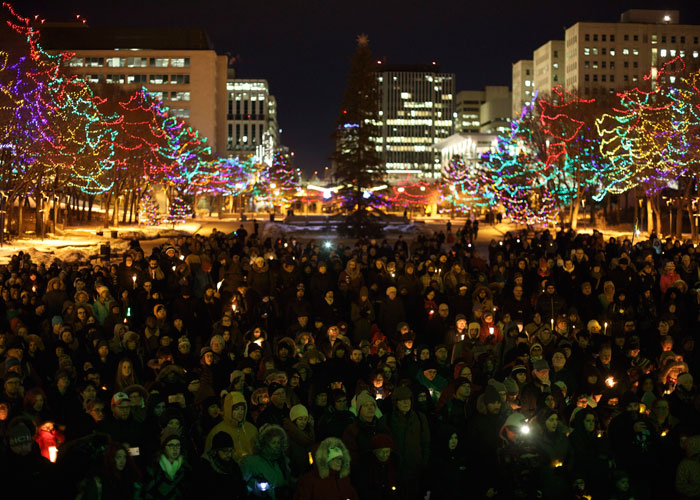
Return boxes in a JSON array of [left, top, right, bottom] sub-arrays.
[[313, 437, 351, 479]]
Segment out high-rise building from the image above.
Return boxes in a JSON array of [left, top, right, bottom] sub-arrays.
[[40, 24, 229, 155], [479, 86, 512, 134], [455, 90, 484, 133], [564, 9, 700, 97], [225, 79, 279, 165], [512, 59, 534, 118], [533, 40, 565, 98], [375, 63, 455, 183]]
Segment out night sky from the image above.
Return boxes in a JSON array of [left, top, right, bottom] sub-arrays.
[[12, 0, 700, 175]]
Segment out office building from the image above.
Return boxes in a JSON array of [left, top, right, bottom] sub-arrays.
[[455, 90, 484, 133], [534, 40, 565, 98], [40, 24, 229, 155], [564, 9, 700, 97], [479, 86, 512, 134], [225, 79, 280, 165], [512, 59, 534, 118], [434, 133, 498, 177], [375, 63, 455, 183]]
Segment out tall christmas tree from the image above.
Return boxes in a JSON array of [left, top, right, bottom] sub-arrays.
[[332, 35, 384, 208], [331, 34, 385, 237]]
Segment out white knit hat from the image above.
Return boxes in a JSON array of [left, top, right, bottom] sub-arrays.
[[289, 404, 308, 422]]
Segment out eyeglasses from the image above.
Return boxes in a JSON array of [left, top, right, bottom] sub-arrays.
[[166, 443, 181, 449]]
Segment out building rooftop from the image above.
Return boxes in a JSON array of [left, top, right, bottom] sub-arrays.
[[377, 63, 442, 73], [38, 25, 213, 51]]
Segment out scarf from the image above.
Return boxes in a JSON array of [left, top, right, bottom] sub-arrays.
[[159, 454, 183, 481]]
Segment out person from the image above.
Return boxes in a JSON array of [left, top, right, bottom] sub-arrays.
[[241, 424, 293, 499], [383, 385, 430, 500], [143, 430, 192, 500], [293, 437, 358, 500], [0, 420, 53, 496], [205, 391, 259, 462], [82, 441, 142, 500], [193, 431, 247, 498]]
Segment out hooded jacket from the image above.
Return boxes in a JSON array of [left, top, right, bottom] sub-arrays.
[[205, 391, 258, 462], [293, 438, 358, 500]]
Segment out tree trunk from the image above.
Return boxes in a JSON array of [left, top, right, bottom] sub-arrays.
[[112, 195, 120, 227], [103, 193, 112, 227], [88, 195, 94, 222], [571, 199, 580, 230], [17, 200, 23, 237], [646, 197, 654, 235]]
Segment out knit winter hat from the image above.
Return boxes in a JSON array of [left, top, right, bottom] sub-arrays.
[[533, 359, 550, 371], [455, 314, 467, 322], [267, 382, 286, 397], [8, 422, 32, 446], [356, 391, 376, 411], [511, 365, 527, 376], [211, 431, 234, 450], [51, 315, 63, 327], [482, 385, 501, 406], [160, 428, 181, 448], [371, 433, 394, 450], [289, 404, 309, 422], [393, 386, 412, 402]]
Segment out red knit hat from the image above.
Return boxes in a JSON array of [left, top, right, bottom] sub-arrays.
[[371, 433, 394, 450]]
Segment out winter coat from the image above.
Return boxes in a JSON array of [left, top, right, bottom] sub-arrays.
[[342, 416, 392, 464], [205, 391, 258, 462], [192, 449, 247, 499], [384, 406, 430, 499], [143, 454, 193, 500], [293, 438, 358, 500], [240, 425, 293, 500], [676, 435, 700, 500], [283, 417, 315, 478]]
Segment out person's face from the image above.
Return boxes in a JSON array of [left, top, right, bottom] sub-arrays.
[[81, 385, 97, 403], [113, 403, 130, 421], [545, 413, 559, 432], [533, 368, 549, 383], [387, 289, 397, 300], [114, 449, 127, 471], [599, 348, 612, 364], [515, 372, 527, 384], [231, 403, 246, 422], [438, 305, 449, 318], [334, 396, 348, 411], [315, 392, 328, 406], [457, 382, 471, 399], [448, 433, 459, 451], [121, 362, 132, 378], [486, 400, 502, 415], [435, 348, 448, 363], [658, 322, 670, 335], [396, 398, 411, 414], [616, 477, 630, 492], [513, 286, 523, 299], [270, 389, 286, 408], [373, 374, 384, 388], [456, 319, 467, 331], [582, 414, 596, 432], [373, 447, 391, 462], [360, 402, 376, 421], [424, 369, 437, 381], [654, 400, 670, 418], [350, 349, 362, 363], [552, 352, 566, 370], [211, 339, 224, 353], [294, 415, 309, 430], [164, 440, 181, 461], [328, 327, 338, 340]]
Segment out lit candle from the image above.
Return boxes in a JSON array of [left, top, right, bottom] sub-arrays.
[[171, 266, 176, 271], [48, 446, 58, 463], [217, 280, 223, 292], [604, 322, 608, 335], [489, 327, 494, 335], [232, 303, 237, 312], [179, 255, 184, 260], [605, 376, 616, 388], [550, 318, 554, 331]]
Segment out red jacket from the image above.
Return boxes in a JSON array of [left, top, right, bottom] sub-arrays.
[[294, 468, 358, 500]]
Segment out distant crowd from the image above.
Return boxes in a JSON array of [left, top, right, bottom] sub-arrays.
[[0, 221, 699, 500]]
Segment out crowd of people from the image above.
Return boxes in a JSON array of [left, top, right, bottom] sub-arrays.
[[1, 220, 699, 499]]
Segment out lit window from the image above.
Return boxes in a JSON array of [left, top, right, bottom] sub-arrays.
[[584, 47, 590, 55], [400, 92, 411, 99], [610, 49, 616, 56], [105, 74, 125, 84], [150, 58, 169, 67], [84, 57, 104, 67], [693, 51, 699, 58], [660, 49, 667, 57], [169, 108, 190, 118], [170, 58, 190, 68], [633, 48, 639, 55], [149, 75, 168, 84], [670, 49, 677, 57], [623, 49, 629, 55], [127, 75, 147, 84], [170, 75, 190, 85], [84, 74, 104, 84], [170, 91, 190, 101], [670, 76, 676, 83], [127, 57, 148, 67], [105, 57, 125, 67], [66, 57, 83, 67], [592, 48, 599, 55]]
